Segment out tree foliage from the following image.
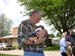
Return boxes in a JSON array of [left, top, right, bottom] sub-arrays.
[[18, 0, 75, 33], [0, 14, 12, 37], [49, 34, 55, 38], [56, 32, 62, 37]]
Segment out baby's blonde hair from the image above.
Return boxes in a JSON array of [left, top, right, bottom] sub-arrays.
[[62, 32, 67, 38]]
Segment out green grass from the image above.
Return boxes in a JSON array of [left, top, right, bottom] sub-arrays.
[[44, 45, 60, 51], [0, 54, 17, 56]]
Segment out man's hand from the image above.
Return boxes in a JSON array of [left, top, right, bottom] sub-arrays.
[[25, 40, 33, 45], [25, 37, 37, 45], [29, 37, 37, 41]]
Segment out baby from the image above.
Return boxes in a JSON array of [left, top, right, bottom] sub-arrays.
[[32, 25, 44, 39], [29, 25, 48, 44]]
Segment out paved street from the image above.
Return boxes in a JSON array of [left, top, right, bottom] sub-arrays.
[[0, 50, 60, 56]]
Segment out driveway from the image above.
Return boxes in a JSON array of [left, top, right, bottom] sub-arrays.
[[0, 50, 60, 56]]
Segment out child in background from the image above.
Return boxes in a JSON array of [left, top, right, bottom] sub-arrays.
[[60, 32, 68, 56]]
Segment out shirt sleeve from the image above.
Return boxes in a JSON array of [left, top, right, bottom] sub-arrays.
[[63, 40, 67, 47], [60, 39, 67, 48], [18, 21, 32, 47]]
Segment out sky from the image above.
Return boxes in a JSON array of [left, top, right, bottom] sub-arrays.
[[0, 0, 28, 27], [0, 0, 58, 35]]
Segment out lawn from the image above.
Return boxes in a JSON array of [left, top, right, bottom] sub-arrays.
[[45, 45, 60, 51], [0, 54, 17, 56]]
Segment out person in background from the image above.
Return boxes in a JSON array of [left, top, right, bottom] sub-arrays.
[[66, 30, 75, 56], [60, 32, 68, 56]]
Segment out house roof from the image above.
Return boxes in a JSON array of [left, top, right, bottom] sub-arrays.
[[0, 26, 18, 40], [0, 35, 18, 39]]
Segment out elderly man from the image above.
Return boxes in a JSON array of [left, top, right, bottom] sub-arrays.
[[18, 10, 48, 56]]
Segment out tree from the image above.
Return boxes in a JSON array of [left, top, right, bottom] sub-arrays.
[[56, 32, 62, 37], [49, 34, 55, 38], [0, 14, 12, 37], [18, 0, 75, 33]]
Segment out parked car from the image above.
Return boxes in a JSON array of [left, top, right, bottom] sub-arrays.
[[0, 43, 8, 50]]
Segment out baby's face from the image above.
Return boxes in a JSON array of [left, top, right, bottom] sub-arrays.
[[36, 29, 46, 38]]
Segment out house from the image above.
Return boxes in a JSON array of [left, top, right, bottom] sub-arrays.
[[0, 27, 18, 48]]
